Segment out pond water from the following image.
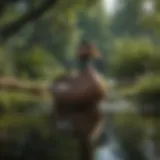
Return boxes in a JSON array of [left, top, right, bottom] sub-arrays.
[[38, 82, 157, 160], [95, 136, 125, 160]]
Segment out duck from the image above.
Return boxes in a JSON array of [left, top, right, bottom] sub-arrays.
[[50, 41, 107, 142], [51, 40, 107, 113]]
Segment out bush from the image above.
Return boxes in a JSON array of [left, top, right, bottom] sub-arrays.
[[149, 53, 160, 73], [133, 74, 160, 104], [0, 47, 12, 76], [120, 74, 160, 117], [0, 91, 46, 114], [110, 38, 155, 81], [15, 46, 63, 80]]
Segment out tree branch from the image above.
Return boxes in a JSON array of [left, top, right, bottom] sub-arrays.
[[0, 0, 57, 41]]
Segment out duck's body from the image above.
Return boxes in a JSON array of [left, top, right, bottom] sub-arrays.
[[52, 66, 106, 111]]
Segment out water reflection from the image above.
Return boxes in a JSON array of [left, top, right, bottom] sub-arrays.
[[95, 133, 125, 160], [95, 122, 125, 160], [96, 146, 121, 160], [95, 98, 129, 160]]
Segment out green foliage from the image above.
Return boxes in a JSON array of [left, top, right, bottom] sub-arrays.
[[132, 74, 160, 104], [149, 52, 160, 72], [0, 47, 12, 76], [110, 0, 144, 36], [110, 38, 155, 80], [109, 0, 160, 159], [0, 3, 22, 26], [118, 74, 160, 117], [115, 112, 146, 160], [141, 0, 160, 34], [15, 46, 63, 79], [0, 91, 45, 114]]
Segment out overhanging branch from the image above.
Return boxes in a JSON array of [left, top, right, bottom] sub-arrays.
[[0, 0, 57, 41]]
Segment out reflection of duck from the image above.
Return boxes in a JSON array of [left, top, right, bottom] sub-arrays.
[[52, 41, 107, 112]]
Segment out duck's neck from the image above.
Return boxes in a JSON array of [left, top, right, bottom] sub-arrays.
[[78, 59, 93, 71]]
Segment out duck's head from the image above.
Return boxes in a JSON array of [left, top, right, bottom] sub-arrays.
[[77, 40, 101, 71]]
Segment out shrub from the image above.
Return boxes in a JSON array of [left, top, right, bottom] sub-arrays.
[[133, 74, 160, 104], [149, 53, 160, 73], [0, 91, 46, 114], [110, 38, 155, 81], [120, 74, 160, 117]]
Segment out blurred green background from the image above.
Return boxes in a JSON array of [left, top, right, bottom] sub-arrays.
[[0, 0, 160, 160]]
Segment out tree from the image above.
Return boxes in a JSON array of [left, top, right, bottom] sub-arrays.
[[110, 0, 144, 37], [24, 17, 81, 67], [0, 0, 105, 77]]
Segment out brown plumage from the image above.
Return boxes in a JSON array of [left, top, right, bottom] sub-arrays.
[[51, 41, 106, 109], [51, 41, 107, 143], [52, 67, 106, 110]]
